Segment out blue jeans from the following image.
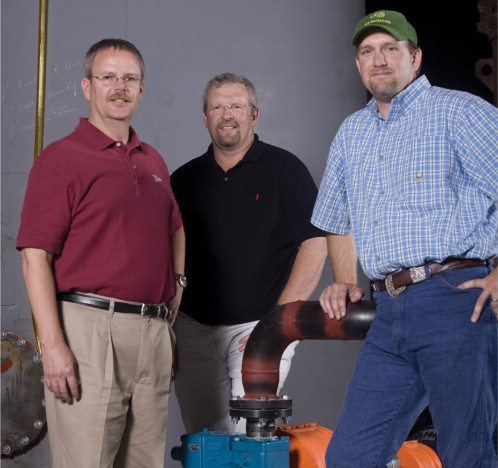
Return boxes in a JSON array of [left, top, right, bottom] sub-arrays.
[[326, 266, 497, 468]]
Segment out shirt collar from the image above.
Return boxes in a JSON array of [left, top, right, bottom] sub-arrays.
[[367, 75, 431, 119], [205, 134, 262, 167], [76, 118, 143, 152]]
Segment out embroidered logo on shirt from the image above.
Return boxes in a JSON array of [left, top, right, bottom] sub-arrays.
[[152, 175, 162, 183], [413, 172, 425, 182]]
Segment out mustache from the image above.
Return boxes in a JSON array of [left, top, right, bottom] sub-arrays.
[[107, 93, 131, 102], [370, 67, 393, 77]]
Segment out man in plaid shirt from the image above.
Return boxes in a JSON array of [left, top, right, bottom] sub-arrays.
[[312, 10, 498, 468]]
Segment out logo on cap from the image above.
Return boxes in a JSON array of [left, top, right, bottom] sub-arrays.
[[371, 11, 386, 19]]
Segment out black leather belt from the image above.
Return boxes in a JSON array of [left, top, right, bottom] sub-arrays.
[[373, 258, 488, 298], [57, 292, 170, 319]]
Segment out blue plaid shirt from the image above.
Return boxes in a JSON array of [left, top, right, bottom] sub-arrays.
[[312, 76, 498, 280]]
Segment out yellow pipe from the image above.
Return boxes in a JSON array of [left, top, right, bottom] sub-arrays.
[[32, 0, 49, 354], [34, 0, 48, 158]]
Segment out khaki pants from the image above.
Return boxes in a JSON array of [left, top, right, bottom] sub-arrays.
[[45, 297, 175, 468]]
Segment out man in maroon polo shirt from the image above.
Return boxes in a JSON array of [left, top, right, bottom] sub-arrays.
[[17, 39, 184, 468]]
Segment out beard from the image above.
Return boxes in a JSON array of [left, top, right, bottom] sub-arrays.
[[215, 127, 241, 148], [368, 77, 400, 102]]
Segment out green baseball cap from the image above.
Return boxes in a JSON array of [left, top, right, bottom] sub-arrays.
[[352, 10, 418, 46]]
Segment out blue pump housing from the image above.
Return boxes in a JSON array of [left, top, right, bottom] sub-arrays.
[[171, 430, 290, 468]]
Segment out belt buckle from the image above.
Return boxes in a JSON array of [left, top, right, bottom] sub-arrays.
[[158, 304, 169, 319], [409, 266, 426, 284], [385, 269, 406, 298], [141, 303, 169, 319]]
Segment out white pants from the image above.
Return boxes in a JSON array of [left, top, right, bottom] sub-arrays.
[[173, 311, 298, 434]]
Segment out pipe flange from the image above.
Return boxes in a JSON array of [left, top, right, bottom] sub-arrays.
[[229, 396, 292, 421]]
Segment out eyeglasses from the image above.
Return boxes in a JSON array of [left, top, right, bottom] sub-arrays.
[[92, 75, 142, 87], [207, 104, 254, 115]]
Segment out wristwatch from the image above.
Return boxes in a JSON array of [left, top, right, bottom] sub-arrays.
[[175, 273, 187, 288]]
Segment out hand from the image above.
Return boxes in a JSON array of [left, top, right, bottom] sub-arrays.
[[319, 282, 365, 320], [238, 333, 251, 352], [41, 341, 80, 403], [167, 288, 184, 326], [458, 267, 498, 322]]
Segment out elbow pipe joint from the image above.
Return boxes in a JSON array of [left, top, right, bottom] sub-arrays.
[[240, 299, 376, 399], [229, 300, 376, 437]]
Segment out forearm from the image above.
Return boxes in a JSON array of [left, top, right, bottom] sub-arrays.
[[277, 236, 327, 304], [327, 233, 359, 284], [169, 226, 186, 321], [21, 247, 80, 401], [319, 234, 364, 319], [21, 247, 64, 349], [171, 226, 186, 275]]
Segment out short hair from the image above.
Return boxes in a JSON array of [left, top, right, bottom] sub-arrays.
[[84, 38, 145, 79], [202, 73, 258, 114]]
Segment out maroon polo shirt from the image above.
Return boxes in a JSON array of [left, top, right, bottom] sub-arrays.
[[17, 118, 182, 304]]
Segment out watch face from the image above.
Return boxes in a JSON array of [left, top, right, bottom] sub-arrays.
[[176, 274, 187, 288]]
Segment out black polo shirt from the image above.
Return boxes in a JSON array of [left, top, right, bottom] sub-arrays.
[[171, 135, 324, 325]]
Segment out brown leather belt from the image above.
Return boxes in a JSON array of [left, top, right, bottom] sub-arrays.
[[374, 258, 488, 298]]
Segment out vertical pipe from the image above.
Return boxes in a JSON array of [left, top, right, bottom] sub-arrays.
[[32, 0, 49, 354], [34, 0, 48, 158]]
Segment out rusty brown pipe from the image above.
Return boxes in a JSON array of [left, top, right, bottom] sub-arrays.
[[241, 300, 376, 399]]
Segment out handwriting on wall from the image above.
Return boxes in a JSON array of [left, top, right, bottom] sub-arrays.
[[2, 58, 85, 144]]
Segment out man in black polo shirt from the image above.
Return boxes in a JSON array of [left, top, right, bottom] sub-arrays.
[[171, 73, 326, 433]]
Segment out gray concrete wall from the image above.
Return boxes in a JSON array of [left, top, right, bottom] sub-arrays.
[[1, 1, 366, 466]]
